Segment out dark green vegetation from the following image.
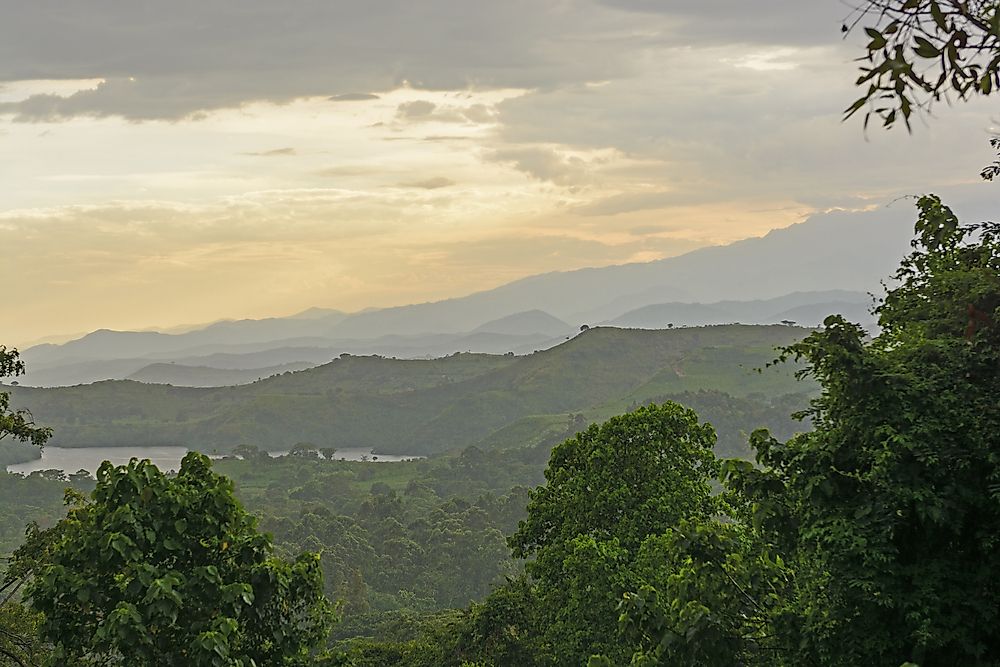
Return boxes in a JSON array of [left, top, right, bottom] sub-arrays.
[[215, 449, 539, 619], [0, 348, 55, 666], [0, 349, 51, 450], [510, 403, 720, 665], [9, 455, 334, 666], [6, 325, 813, 456]]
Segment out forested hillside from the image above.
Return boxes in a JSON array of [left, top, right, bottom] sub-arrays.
[[7, 325, 814, 456]]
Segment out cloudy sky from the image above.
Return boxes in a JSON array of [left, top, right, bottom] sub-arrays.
[[2, 0, 996, 346]]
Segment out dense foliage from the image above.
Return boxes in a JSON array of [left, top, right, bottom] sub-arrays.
[[0, 349, 53, 667], [23, 454, 335, 666], [509, 403, 720, 664], [0, 348, 50, 451], [608, 196, 1000, 666]]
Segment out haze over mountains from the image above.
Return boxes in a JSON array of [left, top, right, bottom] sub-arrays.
[[16, 208, 909, 387]]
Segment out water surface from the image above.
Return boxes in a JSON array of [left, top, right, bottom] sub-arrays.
[[7, 446, 420, 476]]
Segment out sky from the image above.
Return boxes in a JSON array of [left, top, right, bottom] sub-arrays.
[[2, 1, 997, 347]]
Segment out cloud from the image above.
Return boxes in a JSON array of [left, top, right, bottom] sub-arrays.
[[329, 93, 380, 101], [595, 0, 851, 46], [462, 104, 496, 123], [0, 188, 702, 346], [486, 147, 592, 186], [4, 0, 997, 349], [397, 100, 438, 119], [244, 147, 297, 157], [0, 1, 858, 122], [396, 177, 456, 189], [573, 191, 694, 217], [394, 100, 496, 125], [628, 224, 673, 236], [0, 1, 644, 121]]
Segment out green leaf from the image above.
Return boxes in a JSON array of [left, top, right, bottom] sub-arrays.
[[930, 1, 947, 31], [914, 36, 941, 59], [865, 27, 887, 50]]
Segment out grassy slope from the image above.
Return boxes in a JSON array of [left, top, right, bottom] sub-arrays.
[[8, 326, 815, 455]]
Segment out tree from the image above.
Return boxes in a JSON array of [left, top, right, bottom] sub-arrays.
[[590, 515, 792, 667], [1, 527, 54, 667], [754, 196, 999, 664], [232, 444, 269, 462], [448, 576, 542, 666], [0, 601, 46, 667], [0, 347, 52, 667], [289, 443, 320, 460], [0, 348, 51, 449], [608, 196, 999, 665], [23, 453, 336, 666], [509, 403, 720, 665], [845, 1, 1000, 130]]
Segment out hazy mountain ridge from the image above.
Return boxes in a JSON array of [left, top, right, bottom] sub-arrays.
[[472, 310, 573, 337], [605, 291, 875, 329], [17, 207, 909, 387]]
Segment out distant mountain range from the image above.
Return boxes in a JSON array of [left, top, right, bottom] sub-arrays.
[[16, 206, 909, 387]]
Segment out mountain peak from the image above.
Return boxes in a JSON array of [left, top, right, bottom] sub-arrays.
[[472, 310, 573, 337]]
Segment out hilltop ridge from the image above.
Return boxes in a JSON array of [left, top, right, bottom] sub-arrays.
[[8, 325, 815, 457]]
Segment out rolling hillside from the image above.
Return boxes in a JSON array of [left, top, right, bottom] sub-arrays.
[[7, 325, 816, 456]]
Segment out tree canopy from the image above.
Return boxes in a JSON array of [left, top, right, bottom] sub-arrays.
[[0, 348, 51, 449], [609, 195, 1000, 665], [509, 402, 720, 665], [0, 348, 53, 667], [22, 453, 336, 666], [846, 1, 1000, 130]]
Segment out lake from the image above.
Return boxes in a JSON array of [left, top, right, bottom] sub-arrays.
[[6, 446, 421, 476]]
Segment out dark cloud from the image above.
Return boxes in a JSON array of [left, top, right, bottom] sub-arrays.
[[0, 1, 854, 121], [0, 1, 637, 120]]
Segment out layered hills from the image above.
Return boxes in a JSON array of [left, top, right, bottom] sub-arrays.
[[7, 325, 816, 457], [16, 205, 906, 387]]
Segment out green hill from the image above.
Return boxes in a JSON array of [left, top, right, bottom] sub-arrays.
[[7, 325, 815, 456]]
